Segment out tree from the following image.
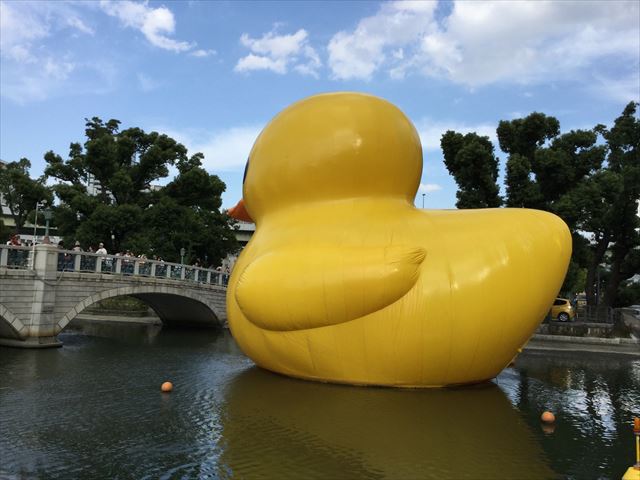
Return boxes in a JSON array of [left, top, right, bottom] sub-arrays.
[[44, 117, 238, 263], [497, 112, 560, 209], [127, 156, 239, 266], [440, 131, 502, 208], [443, 103, 639, 306], [0, 158, 52, 234], [599, 102, 640, 306], [496, 110, 631, 303]]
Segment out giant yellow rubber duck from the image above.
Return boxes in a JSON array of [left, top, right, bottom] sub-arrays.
[[227, 92, 571, 387]]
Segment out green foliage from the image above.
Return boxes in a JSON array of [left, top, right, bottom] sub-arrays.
[[498, 113, 561, 209], [92, 296, 148, 313], [497, 112, 560, 161], [0, 158, 52, 233], [504, 153, 544, 209], [44, 117, 238, 264], [446, 103, 639, 306], [616, 281, 640, 308], [442, 107, 634, 306], [599, 103, 640, 306], [440, 131, 502, 208]]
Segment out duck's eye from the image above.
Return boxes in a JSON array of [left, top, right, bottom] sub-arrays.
[[242, 157, 249, 185]]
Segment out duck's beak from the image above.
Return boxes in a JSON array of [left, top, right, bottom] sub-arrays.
[[228, 198, 254, 223]]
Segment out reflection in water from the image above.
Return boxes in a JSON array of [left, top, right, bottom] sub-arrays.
[[0, 327, 637, 479], [218, 368, 554, 479], [505, 351, 640, 479], [67, 320, 163, 344]]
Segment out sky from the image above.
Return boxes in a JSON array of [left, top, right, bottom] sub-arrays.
[[1, 0, 639, 210]]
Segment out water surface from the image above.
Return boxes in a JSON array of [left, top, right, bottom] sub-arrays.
[[0, 323, 638, 479]]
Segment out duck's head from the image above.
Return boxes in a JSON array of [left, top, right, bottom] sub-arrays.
[[232, 92, 423, 222]]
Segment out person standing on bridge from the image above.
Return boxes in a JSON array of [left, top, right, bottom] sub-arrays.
[[96, 243, 107, 255]]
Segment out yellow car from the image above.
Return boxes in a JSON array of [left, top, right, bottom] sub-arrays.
[[550, 298, 575, 322]]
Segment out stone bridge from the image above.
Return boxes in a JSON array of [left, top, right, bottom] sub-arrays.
[[0, 244, 228, 348]]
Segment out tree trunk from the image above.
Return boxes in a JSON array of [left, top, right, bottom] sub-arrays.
[[585, 234, 609, 306], [603, 244, 627, 307]]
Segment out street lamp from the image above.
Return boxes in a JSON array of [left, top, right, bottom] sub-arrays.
[[422, 193, 426, 209], [180, 247, 186, 265], [31, 201, 44, 269], [43, 206, 53, 237]]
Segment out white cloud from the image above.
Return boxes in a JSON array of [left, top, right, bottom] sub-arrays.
[[0, 1, 112, 103], [44, 57, 75, 80], [99, 0, 193, 52], [190, 49, 216, 58], [590, 72, 640, 103], [416, 118, 497, 152], [235, 28, 321, 76], [0, 1, 95, 61], [158, 125, 262, 171], [420, 1, 639, 87], [236, 54, 287, 74], [418, 183, 442, 194], [327, 0, 640, 96], [0, 1, 50, 62], [67, 16, 94, 35], [328, 1, 438, 80]]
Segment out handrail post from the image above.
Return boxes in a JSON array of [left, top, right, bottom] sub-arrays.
[[115, 258, 121, 274], [74, 254, 81, 271], [180, 265, 186, 280], [150, 263, 156, 277], [96, 255, 103, 273], [206, 270, 211, 284], [166, 265, 172, 278], [0, 248, 8, 267], [133, 260, 140, 276]]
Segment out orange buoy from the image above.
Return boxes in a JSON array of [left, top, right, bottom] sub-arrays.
[[161, 381, 173, 392], [541, 411, 556, 423]]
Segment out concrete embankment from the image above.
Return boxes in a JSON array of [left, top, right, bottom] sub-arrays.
[[525, 334, 640, 356], [72, 313, 162, 326], [70, 313, 639, 356]]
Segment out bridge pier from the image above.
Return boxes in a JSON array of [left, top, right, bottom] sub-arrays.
[[0, 244, 62, 348]]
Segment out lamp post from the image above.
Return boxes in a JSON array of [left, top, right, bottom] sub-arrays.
[[31, 202, 43, 269], [422, 193, 426, 209], [180, 247, 186, 265], [43, 206, 53, 238], [32, 202, 40, 243]]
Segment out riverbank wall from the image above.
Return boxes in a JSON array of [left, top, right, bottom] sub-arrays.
[[525, 334, 639, 356], [68, 311, 639, 357]]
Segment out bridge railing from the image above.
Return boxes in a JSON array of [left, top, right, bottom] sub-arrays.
[[0, 245, 32, 269], [0, 245, 229, 287]]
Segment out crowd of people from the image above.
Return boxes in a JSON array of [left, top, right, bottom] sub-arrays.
[[5, 236, 230, 284], [54, 240, 230, 283], [5, 234, 31, 247]]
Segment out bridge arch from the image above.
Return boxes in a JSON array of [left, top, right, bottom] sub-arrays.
[[0, 303, 27, 340], [56, 285, 224, 334]]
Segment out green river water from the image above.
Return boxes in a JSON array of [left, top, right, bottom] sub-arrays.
[[1, 322, 638, 479]]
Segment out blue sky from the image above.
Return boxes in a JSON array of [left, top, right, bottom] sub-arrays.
[[1, 0, 639, 210]]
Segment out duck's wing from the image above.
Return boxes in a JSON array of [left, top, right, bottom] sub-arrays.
[[235, 246, 425, 331]]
